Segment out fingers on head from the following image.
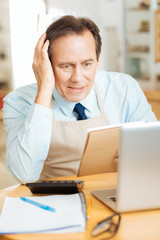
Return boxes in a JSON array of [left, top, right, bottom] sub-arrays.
[[42, 39, 49, 54], [34, 33, 47, 56], [33, 34, 49, 69]]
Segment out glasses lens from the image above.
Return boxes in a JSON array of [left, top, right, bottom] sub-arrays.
[[91, 212, 121, 239], [92, 220, 112, 237]]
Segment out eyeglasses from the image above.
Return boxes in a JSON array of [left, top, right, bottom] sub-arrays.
[[91, 212, 121, 239]]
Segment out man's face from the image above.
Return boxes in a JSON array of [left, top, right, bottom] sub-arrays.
[[50, 30, 99, 102]]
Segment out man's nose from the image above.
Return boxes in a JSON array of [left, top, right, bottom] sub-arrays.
[[71, 66, 82, 82]]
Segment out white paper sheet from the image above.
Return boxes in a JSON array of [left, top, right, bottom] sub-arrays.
[[0, 193, 86, 234]]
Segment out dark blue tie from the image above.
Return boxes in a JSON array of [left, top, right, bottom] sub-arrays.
[[73, 103, 87, 120]]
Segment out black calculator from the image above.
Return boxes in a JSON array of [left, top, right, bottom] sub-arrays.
[[26, 180, 84, 194]]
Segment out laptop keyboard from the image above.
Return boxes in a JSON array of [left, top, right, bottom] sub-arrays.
[[110, 197, 117, 202]]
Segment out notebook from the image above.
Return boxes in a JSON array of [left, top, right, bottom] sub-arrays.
[[0, 192, 86, 234], [91, 121, 160, 212]]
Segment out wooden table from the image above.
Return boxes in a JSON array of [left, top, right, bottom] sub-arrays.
[[144, 90, 160, 120], [0, 173, 160, 240]]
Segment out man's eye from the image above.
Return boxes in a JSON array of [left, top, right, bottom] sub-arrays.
[[61, 65, 73, 71], [64, 65, 70, 68], [83, 62, 92, 68]]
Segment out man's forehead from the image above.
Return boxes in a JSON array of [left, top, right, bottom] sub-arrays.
[[51, 30, 95, 47], [50, 30, 97, 63]]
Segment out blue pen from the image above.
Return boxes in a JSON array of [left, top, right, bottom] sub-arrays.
[[20, 197, 56, 212]]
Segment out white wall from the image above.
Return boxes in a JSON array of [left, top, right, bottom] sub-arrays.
[[9, 0, 46, 89], [96, 0, 123, 71]]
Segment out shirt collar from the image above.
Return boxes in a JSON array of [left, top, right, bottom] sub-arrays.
[[53, 86, 96, 117]]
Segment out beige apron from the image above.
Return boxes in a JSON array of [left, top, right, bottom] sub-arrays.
[[40, 85, 109, 179]]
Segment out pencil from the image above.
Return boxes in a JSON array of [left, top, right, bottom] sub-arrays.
[[87, 198, 92, 218]]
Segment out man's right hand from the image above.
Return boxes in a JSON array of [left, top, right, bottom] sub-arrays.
[[32, 33, 55, 108]]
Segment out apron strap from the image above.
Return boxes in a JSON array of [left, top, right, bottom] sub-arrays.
[[94, 84, 105, 113]]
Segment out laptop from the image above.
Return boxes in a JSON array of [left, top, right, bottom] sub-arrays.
[[91, 121, 160, 212]]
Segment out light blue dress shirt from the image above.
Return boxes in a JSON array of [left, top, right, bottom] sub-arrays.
[[3, 71, 157, 183]]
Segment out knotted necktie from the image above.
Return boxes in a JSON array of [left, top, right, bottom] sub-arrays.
[[73, 103, 87, 120]]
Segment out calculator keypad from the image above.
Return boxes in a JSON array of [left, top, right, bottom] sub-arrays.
[[26, 180, 84, 194]]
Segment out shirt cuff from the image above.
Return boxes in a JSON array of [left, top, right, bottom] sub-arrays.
[[26, 103, 53, 128]]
